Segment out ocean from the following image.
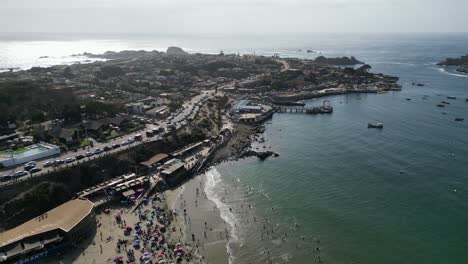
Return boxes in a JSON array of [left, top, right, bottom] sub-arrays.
[[1, 33, 468, 263]]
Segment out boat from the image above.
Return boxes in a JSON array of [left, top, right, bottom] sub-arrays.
[[368, 123, 384, 129], [441, 101, 450, 104], [454, 118, 464, 122], [447, 96, 457, 100], [465, 98, 468, 102], [406, 98, 411, 101], [437, 104, 445, 107]]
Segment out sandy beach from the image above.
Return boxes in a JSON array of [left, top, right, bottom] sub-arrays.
[[166, 174, 230, 264]]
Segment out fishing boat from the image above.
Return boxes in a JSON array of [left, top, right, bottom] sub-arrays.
[[368, 123, 384, 129], [454, 118, 464, 122], [437, 104, 445, 107], [447, 96, 457, 100]]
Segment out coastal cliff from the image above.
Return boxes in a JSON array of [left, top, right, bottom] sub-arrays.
[[437, 54, 468, 74]]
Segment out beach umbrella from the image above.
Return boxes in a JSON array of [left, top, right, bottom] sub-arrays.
[[134, 239, 140, 244]]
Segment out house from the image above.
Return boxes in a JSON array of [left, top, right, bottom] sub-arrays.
[[50, 128, 77, 144], [125, 102, 145, 114], [145, 106, 169, 119]]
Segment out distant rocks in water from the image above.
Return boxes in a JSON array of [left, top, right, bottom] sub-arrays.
[[242, 150, 279, 160], [166, 46, 188, 56], [441, 101, 450, 105], [412, 82, 425, 87], [306, 50, 316, 53], [437, 54, 468, 74], [437, 104, 445, 107], [313, 56, 364, 65]]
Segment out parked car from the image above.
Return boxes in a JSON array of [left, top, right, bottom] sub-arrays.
[[43, 161, 54, 167], [24, 164, 36, 171], [76, 154, 85, 160], [14, 171, 28, 177], [94, 148, 104, 155], [146, 131, 154, 137], [0, 175, 11, 182], [103, 146, 112, 152], [29, 167, 42, 173], [25, 161, 36, 167], [135, 134, 143, 141], [121, 141, 129, 146], [127, 137, 135, 143], [112, 143, 121, 149], [54, 159, 64, 166], [65, 157, 76, 163], [85, 151, 94, 157]]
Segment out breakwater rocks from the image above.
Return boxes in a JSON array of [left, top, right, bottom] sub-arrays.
[[241, 150, 279, 160]]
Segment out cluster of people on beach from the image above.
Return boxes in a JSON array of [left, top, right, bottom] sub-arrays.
[[102, 195, 202, 264]]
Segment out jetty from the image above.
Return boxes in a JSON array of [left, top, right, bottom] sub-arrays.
[[277, 101, 333, 114]]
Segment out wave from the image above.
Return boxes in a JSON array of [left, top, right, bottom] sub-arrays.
[[204, 168, 240, 264], [437, 67, 468, 78]]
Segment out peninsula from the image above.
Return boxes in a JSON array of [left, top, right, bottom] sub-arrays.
[[437, 54, 468, 74]]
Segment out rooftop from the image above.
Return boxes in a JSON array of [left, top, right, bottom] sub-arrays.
[[0, 199, 94, 248], [140, 153, 169, 167]]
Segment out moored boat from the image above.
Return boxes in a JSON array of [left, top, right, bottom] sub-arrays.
[[368, 123, 384, 128], [454, 118, 464, 122]]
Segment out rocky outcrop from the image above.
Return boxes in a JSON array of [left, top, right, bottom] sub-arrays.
[[314, 56, 363, 65], [241, 150, 279, 160], [166, 46, 188, 56], [437, 54, 468, 74]]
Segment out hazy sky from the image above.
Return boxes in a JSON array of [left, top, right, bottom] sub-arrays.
[[1, 0, 467, 34]]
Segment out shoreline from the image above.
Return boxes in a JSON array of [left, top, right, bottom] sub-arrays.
[[166, 173, 231, 264]]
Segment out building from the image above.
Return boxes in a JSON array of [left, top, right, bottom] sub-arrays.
[[159, 159, 186, 185], [0, 199, 95, 263], [0, 143, 61, 168], [125, 102, 145, 115], [145, 106, 169, 119], [140, 153, 170, 169]]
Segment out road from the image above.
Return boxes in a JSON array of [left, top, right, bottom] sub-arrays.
[[0, 89, 216, 185]]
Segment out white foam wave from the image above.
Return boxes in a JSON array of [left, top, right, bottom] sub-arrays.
[[438, 67, 468, 78], [204, 168, 241, 264]]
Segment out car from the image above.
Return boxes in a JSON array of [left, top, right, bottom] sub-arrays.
[[0, 175, 12, 182], [112, 144, 121, 149], [103, 146, 112, 152], [25, 161, 36, 167], [85, 151, 94, 157], [121, 141, 129, 146], [29, 167, 42, 173], [135, 134, 143, 141], [24, 164, 36, 171], [65, 157, 76, 163], [14, 171, 28, 177], [43, 161, 54, 167], [146, 131, 154, 137], [127, 137, 135, 143], [54, 159, 64, 166], [76, 154, 85, 160], [94, 148, 104, 155]]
